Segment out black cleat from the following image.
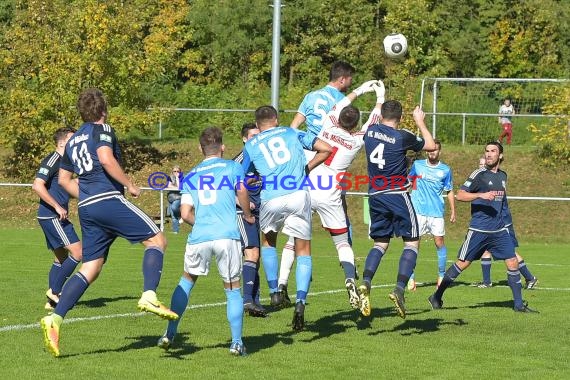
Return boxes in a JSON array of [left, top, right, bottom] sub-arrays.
[[270, 291, 283, 307], [514, 302, 539, 313], [278, 284, 292, 307], [292, 302, 305, 331], [428, 294, 443, 310], [525, 277, 539, 290], [388, 287, 406, 319], [244, 302, 268, 318]]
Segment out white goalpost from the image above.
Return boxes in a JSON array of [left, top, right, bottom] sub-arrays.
[[419, 78, 570, 145]]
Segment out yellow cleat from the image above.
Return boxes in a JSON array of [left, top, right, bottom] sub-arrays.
[[358, 285, 371, 317], [40, 315, 60, 357], [137, 290, 179, 320]]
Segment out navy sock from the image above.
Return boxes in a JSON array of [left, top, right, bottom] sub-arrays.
[[142, 247, 164, 292], [242, 260, 257, 304], [518, 260, 534, 282], [362, 246, 385, 287], [54, 272, 89, 318], [481, 257, 492, 284], [253, 264, 261, 304], [48, 262, 62, 290], [507, 269, 524, 309], [396, 247, 418, 289], [52, 256, 80, 294], [434, 263, 463, 299]]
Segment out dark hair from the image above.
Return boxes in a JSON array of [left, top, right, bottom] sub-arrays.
[[241, 122, 258, 138], [338, 105, 360, 131], [255, 105, 278, 124], [486, 140, 504, 154], [434, 139, 441, 150], [381, 100, 403, 121], [77, 88, 107, 122], [329, 61, 355, 81], [200, 127, 223, 156], [53, 126, 76, 144]]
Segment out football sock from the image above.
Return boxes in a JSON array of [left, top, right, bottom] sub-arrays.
[[278, 238, 295, 287], [54, 272, 89, 318], [363, 245, 385, 287], [48, 261, 62, 291], [481, 257, 492, 284], [142, 247, 164, 292], [166, 276, 194, 339], [52, 256, 80, 294], [242, 260, 257, 304], [518, 260, 534, 282], [253, 264, 261, 304], [396, 246, 418, 290], [295, 255, 312, 304], [507, 269, 524, 309], [261, 246, 279, 293], [437, 246, 448, 278], [225, 288, 244, 344], [333, 232, 356, 279], [434, 263, 463, 299]]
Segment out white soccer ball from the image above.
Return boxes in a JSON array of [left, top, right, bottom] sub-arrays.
[[383, 33, 408, 59]]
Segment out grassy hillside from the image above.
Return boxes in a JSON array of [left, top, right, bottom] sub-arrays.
[[1, 140, 569, 242]]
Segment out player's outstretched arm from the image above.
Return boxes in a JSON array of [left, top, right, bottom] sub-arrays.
[[305, 139, 332, 173], [456, 189, 495, 202], [97, 146, 140, 197], [290, 113, 306, 129], [58, 168, 79, 200], [33, 177, 68, 220], [447, 189, 457, 222], [413, 106, 437, 151]]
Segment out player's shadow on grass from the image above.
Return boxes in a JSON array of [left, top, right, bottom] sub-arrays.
[[76, 295, 138, 308], [466, 300, 514, 309], [369, 318, 468, 336]]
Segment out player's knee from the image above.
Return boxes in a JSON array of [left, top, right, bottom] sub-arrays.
[[145, 232, 167, 252]]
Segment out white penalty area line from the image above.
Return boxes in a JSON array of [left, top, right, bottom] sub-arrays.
[[2, 284, 569, 333]]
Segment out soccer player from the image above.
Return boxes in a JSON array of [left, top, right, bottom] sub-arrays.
[[471, 157, 539, 289], [242, 105, 331, 331], [358, 101, 436, 319], [40, 88, 178, 357], [407, 139, 456, 290], [428, 142, 538, 313], [278, 81, 386, 310], [32, 127, 82, 311], [498, 98, 515, 145], [233, 122, 267, 317], [158, 127, 253, 355]]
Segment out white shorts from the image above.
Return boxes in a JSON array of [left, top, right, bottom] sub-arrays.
[[260, 191, 312, 240], [184, 239, 242, 283], [417, 214, 446, 237], [310, 189, 347, 231]]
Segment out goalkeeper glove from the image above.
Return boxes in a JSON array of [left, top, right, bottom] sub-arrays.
[[373, 80, 386, 104], [353, 80, 378, 96]]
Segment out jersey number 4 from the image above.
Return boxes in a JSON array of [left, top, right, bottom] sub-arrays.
[[71, 142, 94, 174], [259, 137, 291, 168], [369, 143, 386, 169]]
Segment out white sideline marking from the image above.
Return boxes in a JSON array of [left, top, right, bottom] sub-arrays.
[[1, 284, 568, 333]]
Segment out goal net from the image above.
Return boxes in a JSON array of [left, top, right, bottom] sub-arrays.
[[419, 78, 570, 145]]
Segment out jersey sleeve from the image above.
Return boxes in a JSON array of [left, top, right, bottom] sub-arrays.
[[93, 124, 116, 149], [35, 155, 57, 181], [241, 146, 254, 174], [297, 93, 311, 116], [60, 149, 75, 172], [443, 166, 453, 192], [358, 107, 382, 135], [401, 129, 425, 152], [460, 169, 483, 192], [232, 161, 246, 188]]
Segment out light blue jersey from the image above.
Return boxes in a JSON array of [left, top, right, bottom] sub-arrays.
[[242, 127, 307, 202], [409, 159, 453, 218], [182, 157, 243, 244], [297, 85, 346, 147]]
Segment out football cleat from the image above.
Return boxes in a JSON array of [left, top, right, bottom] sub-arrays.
[[345, 279, 360, 309], [229, 341, 247, 356], [514, 302, 539, 313], [270, 291, 284, 308], [525, 277, 539, 290], [388, 288, 406, 319], [244, 302, 268, 318], [157, 333, 173, 350], [278, 284, 292, 307], [428, 294, 443, 310], [137, 290, 179, 320], [358, 284, 371, 317], [470, 281, 493, 288], [46, 289, 60, 305], [407, 278, 417, 291], [292, 302, 305, 331], [40, 315, 60, 357]]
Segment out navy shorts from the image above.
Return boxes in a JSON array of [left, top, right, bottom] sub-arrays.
[[368, 192, 419, 240], [237, 214, 260, 250], [79, 195, 160, 262], [38, 217, 80, 250], [507, 225, 519, 248], [457, 229, 516, 262]]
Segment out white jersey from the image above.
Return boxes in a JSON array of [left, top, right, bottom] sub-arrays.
[[499, 104, 514, 124]]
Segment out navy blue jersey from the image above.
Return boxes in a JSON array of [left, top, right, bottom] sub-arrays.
[[233, 150, 261, 215], [35, 152, 70, 219], [60, 123, 124, 202], [364, 124, 425, 195], [460, 168, 508, 232]]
